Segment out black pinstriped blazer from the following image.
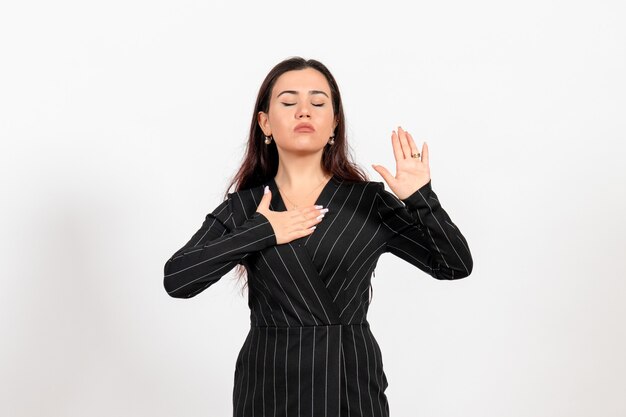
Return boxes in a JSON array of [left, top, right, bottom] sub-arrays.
[[163, 175, 473, 417]]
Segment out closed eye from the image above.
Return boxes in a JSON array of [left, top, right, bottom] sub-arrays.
[[281, 103, 325, 107]]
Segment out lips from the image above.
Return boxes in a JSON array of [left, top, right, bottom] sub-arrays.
[[294, 123, 315, 132]]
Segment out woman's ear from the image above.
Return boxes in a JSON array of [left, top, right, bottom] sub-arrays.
[[258, 111, 270, 135]]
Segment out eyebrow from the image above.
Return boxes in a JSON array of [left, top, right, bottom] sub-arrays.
[[277, 90, 330, 98]]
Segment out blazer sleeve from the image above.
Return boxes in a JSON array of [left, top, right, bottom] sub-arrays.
[[163, 194, 277, 298], [376, 180, 473, 280]]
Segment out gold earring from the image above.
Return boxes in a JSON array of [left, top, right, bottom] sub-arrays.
[[328, 136, 335, 145], [264, 135, 273, 144]]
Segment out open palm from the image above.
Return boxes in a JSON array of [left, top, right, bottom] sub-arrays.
[[371, 126, 431, 200]]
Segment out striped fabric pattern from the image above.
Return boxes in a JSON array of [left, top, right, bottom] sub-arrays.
[[164, 175, 473, 417]]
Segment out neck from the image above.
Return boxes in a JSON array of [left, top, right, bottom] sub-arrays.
[[274, 155, 329, 189]]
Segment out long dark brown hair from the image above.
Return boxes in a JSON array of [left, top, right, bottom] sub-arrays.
[[225, 56, 370, 292]]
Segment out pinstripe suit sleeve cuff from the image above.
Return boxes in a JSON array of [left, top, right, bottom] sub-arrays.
[[400, 179, 432, 210], [163, 209, 277, 298], [249, 211, 277, 247]]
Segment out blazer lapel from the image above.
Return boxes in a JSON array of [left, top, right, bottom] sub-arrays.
[[288, 242, 342, 324], [263, 176, 346, 324]]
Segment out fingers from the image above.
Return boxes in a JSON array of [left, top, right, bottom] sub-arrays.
[[258, 185, 272, 210], [289, 206, 329, 236], [391, 130, 404, 161], [372, 163, 394, 184], [303, 206, 328, 226], [271, 205, 332, 244], [397, 126, 412, 159], [421, 141, 429, 165], [405, 131, 420, 160], [403, 129, 427, 164]]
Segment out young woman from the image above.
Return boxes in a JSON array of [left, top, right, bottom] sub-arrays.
[[163, 56, 473, 417]]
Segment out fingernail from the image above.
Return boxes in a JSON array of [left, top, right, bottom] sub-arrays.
[[309, 226, 316, 230], [314, 205, 323, 209], [320, 208, 329, 213], [316, 214, 325, 220], [264, 185, 269, 194]]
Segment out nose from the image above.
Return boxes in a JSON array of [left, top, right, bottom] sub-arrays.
[[296, 103, 311, 118]]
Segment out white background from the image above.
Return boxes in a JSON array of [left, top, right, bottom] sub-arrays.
[[1, 1, 625, 416]]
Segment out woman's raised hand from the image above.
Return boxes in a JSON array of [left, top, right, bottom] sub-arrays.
[[256, 187, 328, 245], [371, 126, 431, 200]]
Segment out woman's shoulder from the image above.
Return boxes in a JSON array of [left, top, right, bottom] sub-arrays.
[[334, 176, 382, 188], [226, 183, 266, 219], [329, 178, 383, 201]]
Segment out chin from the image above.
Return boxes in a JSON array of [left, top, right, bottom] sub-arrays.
[[284, 144, 325, 154]]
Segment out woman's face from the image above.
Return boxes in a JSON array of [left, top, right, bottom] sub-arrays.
[[258, 68, 338, 155]]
